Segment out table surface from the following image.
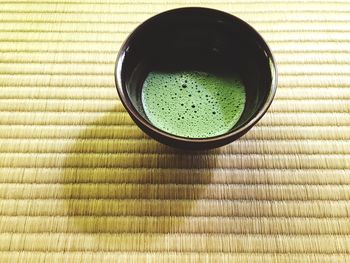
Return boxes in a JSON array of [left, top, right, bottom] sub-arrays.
[[0, 0, 350, 262]]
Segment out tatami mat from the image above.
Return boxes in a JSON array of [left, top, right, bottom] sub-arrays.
[[0, 0, 350, 262]]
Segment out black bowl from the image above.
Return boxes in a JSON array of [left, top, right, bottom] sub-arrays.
[[115, 7, 277, 150]]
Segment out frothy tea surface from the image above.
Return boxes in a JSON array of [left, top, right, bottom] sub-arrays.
[[141, 71, 246, 138]]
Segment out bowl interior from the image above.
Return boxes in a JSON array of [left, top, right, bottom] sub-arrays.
[[118, 8, 275, 138]]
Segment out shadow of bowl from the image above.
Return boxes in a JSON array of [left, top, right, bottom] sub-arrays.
[[62, 111, 217, 248]]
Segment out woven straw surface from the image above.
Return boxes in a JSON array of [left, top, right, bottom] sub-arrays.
[[0, 0, 350, 262]]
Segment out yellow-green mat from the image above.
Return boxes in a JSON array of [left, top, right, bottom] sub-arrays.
[[1, 0, 350, 262]]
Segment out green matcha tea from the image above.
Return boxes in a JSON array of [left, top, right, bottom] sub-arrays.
[[141, 71, 246, 138]]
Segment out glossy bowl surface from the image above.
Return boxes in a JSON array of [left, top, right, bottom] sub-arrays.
[[115, 7, 277, 149]]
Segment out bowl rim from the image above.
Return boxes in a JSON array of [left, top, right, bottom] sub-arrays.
[[115, 7, 278, 145]]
